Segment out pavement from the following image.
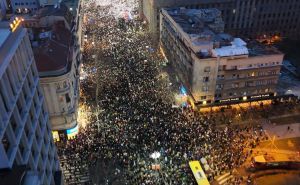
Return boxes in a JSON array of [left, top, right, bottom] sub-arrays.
[[254, 172, 300, 185], [212, 122, 300, 185], [277, 62, 300, 97], [262, 122, 300, 140]]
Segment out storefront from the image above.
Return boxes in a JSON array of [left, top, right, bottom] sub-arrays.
[[52, 124, 79, 142]]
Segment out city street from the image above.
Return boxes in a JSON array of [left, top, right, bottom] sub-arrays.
[[54, 1, 300, 185], [254, 173, 300, 185]]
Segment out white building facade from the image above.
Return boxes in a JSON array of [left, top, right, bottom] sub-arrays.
[[1, 0, 59, 15], [0, 19, 61, 185], [22, 4, 81, 140], [160, 8, 283, 106]]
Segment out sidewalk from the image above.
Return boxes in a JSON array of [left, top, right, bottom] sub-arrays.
[[262, 122, 300, 140]]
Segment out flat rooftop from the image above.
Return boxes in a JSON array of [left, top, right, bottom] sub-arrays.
[[33, 3, 73, 25], [166, 8, 224, 35], [247, 40, 282, 56], [162, 8, 282, 58]]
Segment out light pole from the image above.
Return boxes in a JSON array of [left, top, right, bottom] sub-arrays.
[[150, 151, 161, 170]]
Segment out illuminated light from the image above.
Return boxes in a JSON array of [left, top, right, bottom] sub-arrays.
[[203, 101, 207, 105], [180, 85, 187, 96], [66, 124, 79, 139], [243, 96, 247, 101], [52, 131, 60, 142], [150, 152, 161, 159], [10, 18, 22, 32], [66, 124, 78, 134]]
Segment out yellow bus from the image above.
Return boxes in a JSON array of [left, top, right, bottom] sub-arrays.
[[189, 161, 210, 185]]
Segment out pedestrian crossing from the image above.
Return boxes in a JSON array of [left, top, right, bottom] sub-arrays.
[[215, 172, 234, 185]]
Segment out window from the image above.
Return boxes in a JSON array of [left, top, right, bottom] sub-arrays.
[[216, 84, 224, 90], [232, 83, 239, 88], [2, 133, 10, 152], [258, 71, 264, 76], [271, 70, 277, 75], [218, 65, 226, 71], [202, 86, 209, 92], [231, 66, 237, 70], [204, 66, 211, 72], [65, 93, 71, 103], [256, 81, 264, 85], [19, 144, 25, 156], [246, 81, 254, 87], [215, 93, 222, 98], [217, 75, 225, 80], [10, 116, 18, 133], [248, 72, 255, 77], [203, 76, 209, 82], [200, 96, 206, 100]]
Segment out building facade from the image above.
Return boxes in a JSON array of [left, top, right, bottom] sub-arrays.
[[142, 0, 300, 40], [0, 0, 59, 15], [160, 8, 283, 105], [22, 4, 81, 140], [0, 18, 61, 185]]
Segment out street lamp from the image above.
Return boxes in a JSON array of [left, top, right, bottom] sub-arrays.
[[150, 152, 161, 159], [150, 152, 161, 171]]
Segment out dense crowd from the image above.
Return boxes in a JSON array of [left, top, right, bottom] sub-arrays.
[[56, 1, 299, 185]]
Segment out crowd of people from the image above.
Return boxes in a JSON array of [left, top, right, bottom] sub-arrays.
[[56, 1, 300, 185]]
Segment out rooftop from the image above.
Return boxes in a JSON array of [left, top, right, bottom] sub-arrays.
[[163, 8, 282, 59], [247, 40, 282, 56], [34, 3, 73, 24], [166, 8, 224, 35], [32, 21, 73, 77]]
